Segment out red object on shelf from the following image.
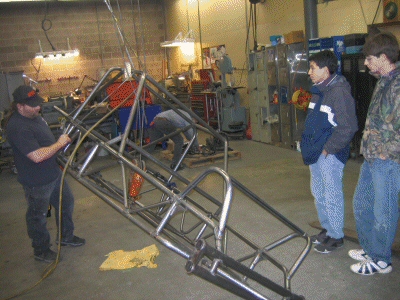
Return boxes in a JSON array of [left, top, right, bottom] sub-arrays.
[[190, 93, 217, 123], [199, 69, 216, 83], [190, 79, 218, 123], [106, 81, 152, 108], [246, 118, 252, 140]]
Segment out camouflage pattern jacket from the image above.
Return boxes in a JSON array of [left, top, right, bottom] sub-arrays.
[[361, 66, 400, 164]]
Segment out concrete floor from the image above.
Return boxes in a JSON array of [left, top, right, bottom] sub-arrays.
[[0, 138, 399, 300]]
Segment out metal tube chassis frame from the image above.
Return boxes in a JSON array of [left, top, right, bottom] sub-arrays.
[[54, 65, 311, 300]]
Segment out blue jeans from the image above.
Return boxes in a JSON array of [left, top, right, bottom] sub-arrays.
[[23, 173, 75, 253], [353, 159, 400, 263], [149, 118, 184, 165], [310, 154, 345, 239]]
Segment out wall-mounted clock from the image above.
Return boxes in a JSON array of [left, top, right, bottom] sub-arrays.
[[383, 0, 400, 23]]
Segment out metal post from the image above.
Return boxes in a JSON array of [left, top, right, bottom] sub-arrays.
[[304, 0, 319, 49]]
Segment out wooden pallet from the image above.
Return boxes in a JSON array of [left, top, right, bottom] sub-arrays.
[[162, 150, 241, 168]]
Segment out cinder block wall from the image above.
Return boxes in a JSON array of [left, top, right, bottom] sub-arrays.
[[0, 0, 166, 98]]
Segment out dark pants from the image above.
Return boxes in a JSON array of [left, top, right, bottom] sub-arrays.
[[23, 173, 75, 254], [148, 118, 183, 165]]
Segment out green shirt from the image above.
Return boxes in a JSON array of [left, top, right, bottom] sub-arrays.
[[361, 67, 400, 164]]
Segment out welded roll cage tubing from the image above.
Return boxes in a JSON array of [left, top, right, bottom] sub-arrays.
[[56, 1, 310, 298], [54, 63, 310, 299]]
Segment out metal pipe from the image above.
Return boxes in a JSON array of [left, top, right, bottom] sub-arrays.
[[180, 167, 233, 252], [118, 73, 146, 153], [78, 144, 99, 177], [304, 0, 318, 44], [55, 59, 311, 299], [197, 0, 203, 69], [72, 67, 124, 119]]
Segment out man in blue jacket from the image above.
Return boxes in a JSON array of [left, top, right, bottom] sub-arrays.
[[301, 50, 358, 253]]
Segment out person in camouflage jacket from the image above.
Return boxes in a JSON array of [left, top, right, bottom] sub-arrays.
[[350, 32, 400, 276]]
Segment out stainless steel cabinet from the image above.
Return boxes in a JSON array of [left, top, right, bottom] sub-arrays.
[[249, 43, 310, 149], [248, 50, 271, 143]]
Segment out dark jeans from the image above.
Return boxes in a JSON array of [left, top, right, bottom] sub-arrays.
[[23, 173, 75, 253], [149, 118, 184, 165]]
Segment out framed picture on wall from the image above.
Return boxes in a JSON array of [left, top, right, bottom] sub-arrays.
[[210, 44, 226, 62], [202, 47, 211, 69], [202, 44, 226, 69]]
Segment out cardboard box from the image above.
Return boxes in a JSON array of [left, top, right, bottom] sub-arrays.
[[284, 30, 304, 44]]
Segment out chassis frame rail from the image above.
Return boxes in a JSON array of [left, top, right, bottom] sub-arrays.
[[55, 64, 310, 299]]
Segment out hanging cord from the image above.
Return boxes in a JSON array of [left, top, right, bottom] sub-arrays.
[[104, 0, 137, 71], [104, 0, 149, 73], [129, 0, 142, 69], [356, 0, 368, 26], [30, 59, 42, 82], [250, 3, 258, 51], [245, 2, 257, 52], [240, 0, 251, 87], [186, 0, 190, 32], [41, 1, 56, 51], [245, 1, 252, 54], [136, 0, 147, 72], [237, 61, 247, 87], [161, 0, 169, 75], [239, 1, 257, 86], [110, 0, 126, 62], [372, 0, 382, 25], [95, 2, 105, 67], [197, 0, 203, 68]]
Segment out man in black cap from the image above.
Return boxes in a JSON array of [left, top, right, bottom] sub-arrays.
[[5, 85, 85, 263]]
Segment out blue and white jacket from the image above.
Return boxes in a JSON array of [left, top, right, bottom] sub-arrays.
[[301, 74, 358, 165]]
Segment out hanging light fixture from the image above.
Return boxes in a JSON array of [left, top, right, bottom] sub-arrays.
[[179, 32, 196, 63], [160, 30, 195, 48], [35, 38, 79, 60], [161, 30, 195, 63], [161, 0, 196, 65]]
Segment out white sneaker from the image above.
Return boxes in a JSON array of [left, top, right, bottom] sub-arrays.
[[348, 249, 370, 261], [350, 259, 392, 275]]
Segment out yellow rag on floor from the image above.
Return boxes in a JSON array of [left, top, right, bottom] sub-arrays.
[[99, 244, 160, 270]]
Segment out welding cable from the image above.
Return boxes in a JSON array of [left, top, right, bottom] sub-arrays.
[[41, 2, 56, 51], [2, 81, 139, 300], [371, 0, 382, 25]]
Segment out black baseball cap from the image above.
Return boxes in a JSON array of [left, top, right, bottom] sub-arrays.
[[13, 85, 44, 107]]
